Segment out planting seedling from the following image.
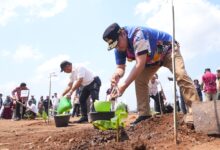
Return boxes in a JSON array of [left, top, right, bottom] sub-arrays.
[[42, 110, 48, 123], [93, 102, 128, 142]]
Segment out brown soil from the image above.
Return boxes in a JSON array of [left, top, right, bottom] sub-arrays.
[[0, 113, 219, 150]]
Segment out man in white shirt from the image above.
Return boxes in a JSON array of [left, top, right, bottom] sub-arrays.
[[149, 74, 167, 114], [26, 100, 37, 119], [149, 75, 164, 114], [51, 93, 59, 115], [61, 60, 101, 123]]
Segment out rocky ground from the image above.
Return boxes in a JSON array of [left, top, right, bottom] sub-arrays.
[[0, 113, 220, 150]]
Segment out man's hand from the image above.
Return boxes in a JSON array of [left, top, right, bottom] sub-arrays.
[[110, 83, 127, 99], [111, 73, 120, 86], [66, 93, 72, 99]]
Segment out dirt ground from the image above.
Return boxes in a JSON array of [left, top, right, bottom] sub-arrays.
[[0, 113, 220, 150]]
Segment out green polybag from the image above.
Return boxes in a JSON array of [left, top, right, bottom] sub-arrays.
[[93, 102, 128, 130], [57, 97, 72, 114]]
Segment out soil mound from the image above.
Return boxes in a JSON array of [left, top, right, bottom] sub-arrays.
[[0, 113, 219, 150]]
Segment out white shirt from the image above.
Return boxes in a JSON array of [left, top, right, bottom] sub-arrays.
[[52, 97, 59, 107], [27, 103, 38, 114], [70, 65, 95, 86], [149, 79, 160, 96]]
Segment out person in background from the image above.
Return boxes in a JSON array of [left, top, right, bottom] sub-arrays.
[[216, 68, 220, 100], [149, 75, 165, 114], [193, 79, 203, 101], [11, 82, 29, 121], [60, 60, 101, 123], [25, 100, 37, 119], [154, 74, 166, 113], [51, 93, 59, 116], [0, 96, 13, 119], [29, 95, 37, 105], [168, 77, 187, 114], [102, 23, 200, 125], [72, 88, 81, 117], [43, 96, 52, 116], [201, 68, 217, 101], [38, 96, 44, 117], [0, 93, 3, 111], [179, 89, 187, 114]]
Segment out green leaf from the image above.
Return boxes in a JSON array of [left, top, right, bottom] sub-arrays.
[[92, 102, 128, 130], [42, 111, 48, 120]]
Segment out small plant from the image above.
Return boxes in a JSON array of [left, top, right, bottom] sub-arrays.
[[93, 102, 128, 142], [42, 110, 48, 123]]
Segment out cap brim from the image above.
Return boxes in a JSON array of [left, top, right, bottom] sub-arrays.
[[107, 40, 118, 51]]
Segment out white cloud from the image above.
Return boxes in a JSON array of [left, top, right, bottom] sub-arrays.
[[0, 49, 11, 57], [0, 81, 17, 97], [135, 0, 220, 60], [0, 0, 68, 26], [36, 54, 69, 74], [12, 45, 43, 62], [28, 54, 70, 97]]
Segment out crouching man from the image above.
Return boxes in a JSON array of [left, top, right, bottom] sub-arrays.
[[25, 100, 37, 119]]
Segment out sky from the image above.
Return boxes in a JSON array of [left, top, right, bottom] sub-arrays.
[[0, 0, 220, 111]]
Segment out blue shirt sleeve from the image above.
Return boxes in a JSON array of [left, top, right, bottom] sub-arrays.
[[114, 48, 126, 65]]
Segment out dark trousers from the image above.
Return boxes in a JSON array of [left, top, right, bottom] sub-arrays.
[[24, 111, 36, 119], [150, 93, 165, 113], [176, 100, 181, 112], [15, 102, 26, 119], [217, 93, 220, 100], [79, 77, 101, 116], [72, 104, 80, 117], [180, 92, 187, 114], [44, 107, 49, 116]]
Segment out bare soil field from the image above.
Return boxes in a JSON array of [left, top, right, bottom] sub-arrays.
[[0, 113, 219, 150]]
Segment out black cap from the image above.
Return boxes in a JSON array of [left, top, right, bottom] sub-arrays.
[[103, 23, 121, 50], [60, 60, 71, 72]]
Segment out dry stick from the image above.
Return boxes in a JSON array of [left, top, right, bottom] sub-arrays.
[[171, 0, 178, 144]]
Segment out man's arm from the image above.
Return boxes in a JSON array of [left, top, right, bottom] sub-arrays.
[[122, 54, 146, 90], [62, 81, 73, 96], [111, 64, 125, 85], [11, 88, 18, 99], [68, 78, 83, 96]]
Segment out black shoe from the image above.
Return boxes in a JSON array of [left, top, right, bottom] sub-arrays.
[[74, 116, 88, 123], [130, 116, 151, 125]]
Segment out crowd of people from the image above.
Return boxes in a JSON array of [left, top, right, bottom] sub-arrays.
[[0, 67, 219, 125], [148, 67, 220, 116], [0, 23, 219, 127], [0, 84, 60, 121]]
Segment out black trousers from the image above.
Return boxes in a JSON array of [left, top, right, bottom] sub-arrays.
[[150, 93, 165, 113], [180, 91, 187, 114], [15, 102, 26, 119], [72, 104, 80, 117], [79, 76, 101, 116]]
